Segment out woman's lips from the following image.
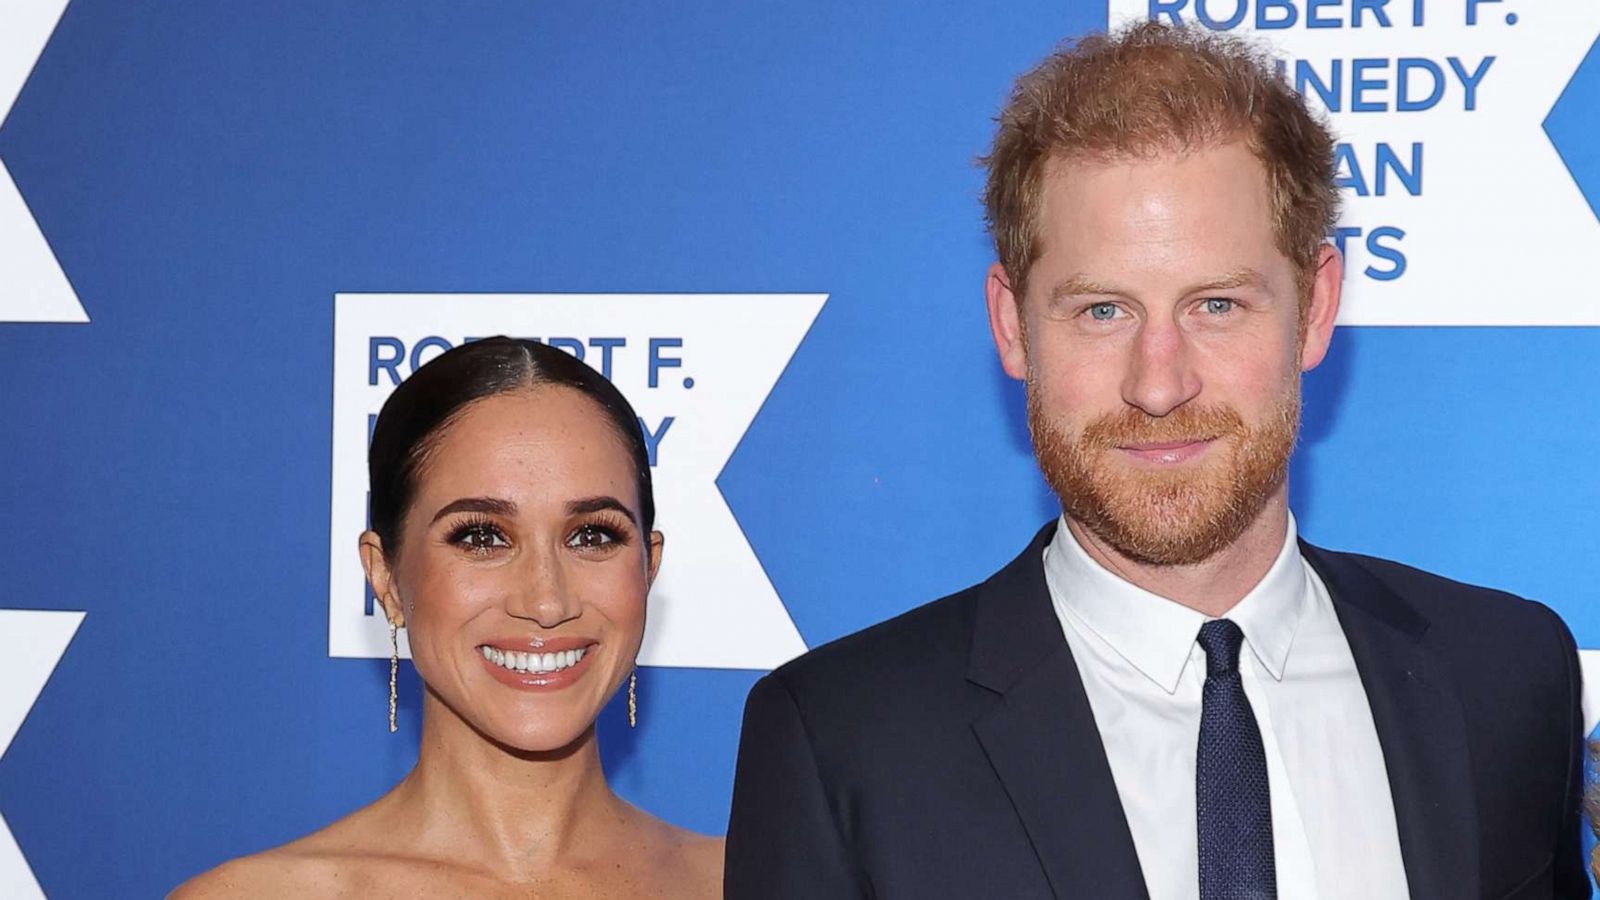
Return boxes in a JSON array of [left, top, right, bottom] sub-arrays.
[[480, 636, 595, 653], [476, 639, 599, 690], [1116, 438, 1216, 464]]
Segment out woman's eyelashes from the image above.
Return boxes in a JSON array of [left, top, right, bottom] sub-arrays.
[[446, 516, 510, 556], [567, 515, 632, 552], [441, 513, 634, 557]]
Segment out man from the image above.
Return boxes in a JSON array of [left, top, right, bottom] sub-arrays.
[[724, 22, 1588, 900]]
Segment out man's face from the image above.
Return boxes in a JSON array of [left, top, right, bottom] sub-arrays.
[[987, 141, 1340, 566]]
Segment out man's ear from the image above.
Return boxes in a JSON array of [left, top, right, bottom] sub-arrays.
[[359, 531, 405, 627], [646, 531, 664, 586], [1299, 243, 1343, 372], [986, 262, 1029, 381]]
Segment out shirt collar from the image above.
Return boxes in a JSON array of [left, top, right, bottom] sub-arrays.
[[1043, 514, 1309, 694]]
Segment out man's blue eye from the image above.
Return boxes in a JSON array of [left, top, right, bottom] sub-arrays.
[[1089, 303, 1118, 321], [1205, 298, 1235, 315]]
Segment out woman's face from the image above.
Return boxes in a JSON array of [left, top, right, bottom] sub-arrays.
[[363, 386, 660, 752]]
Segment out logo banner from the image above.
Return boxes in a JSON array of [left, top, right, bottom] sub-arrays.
[[330, 293, 827, 670], [1109, 0, 1600, 325]]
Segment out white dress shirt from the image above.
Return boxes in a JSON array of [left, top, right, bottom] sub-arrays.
[[1042, 514, 1411, 900]]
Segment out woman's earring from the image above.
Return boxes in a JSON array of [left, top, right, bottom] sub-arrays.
[[388, 621, 399, 734], [628, 669, 638, 729]]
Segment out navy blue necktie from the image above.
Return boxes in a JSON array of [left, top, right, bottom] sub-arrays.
[[1196, 619, 1276, 900]]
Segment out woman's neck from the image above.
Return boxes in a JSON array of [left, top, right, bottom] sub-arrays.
[[381, 690, 632, 879]]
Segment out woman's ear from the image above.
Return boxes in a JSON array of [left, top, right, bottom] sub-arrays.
[[646, 531, 665, 586], [359, 531, 405, 627]]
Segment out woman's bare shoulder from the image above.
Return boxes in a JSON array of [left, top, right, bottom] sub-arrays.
[[168, 814, 385, 898], [169, 847, 338, 898], [658, 822, 725, 895], [676, 829, 724, 867]]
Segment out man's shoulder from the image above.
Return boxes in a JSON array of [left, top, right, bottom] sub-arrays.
[[1312, 544, 1572, 649], [767, 526, 1056, 701], [743, 578, 996, 764], [770, 579, 982, 695]]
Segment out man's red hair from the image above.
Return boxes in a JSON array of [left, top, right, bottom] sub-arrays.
[[982, 22, 1340, 300]]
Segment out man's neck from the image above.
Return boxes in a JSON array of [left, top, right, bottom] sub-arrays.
[[1064, 491, 1291, 619]]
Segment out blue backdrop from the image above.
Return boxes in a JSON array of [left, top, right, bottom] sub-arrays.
[[1, 1, 1598, 897]]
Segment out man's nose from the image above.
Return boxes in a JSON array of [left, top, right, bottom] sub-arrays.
[[1121, 318, 1202, 418]]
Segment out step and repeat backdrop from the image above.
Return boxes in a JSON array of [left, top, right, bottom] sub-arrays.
[[1, 1, 1597, 896]]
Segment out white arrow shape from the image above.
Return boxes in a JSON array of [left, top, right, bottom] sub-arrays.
[[328, 294, 825, 670], [0, 0, 87, 323], [1579, 649, 1600, 737], [0, 609, 85, 899], [1108, 2, 1600, 325]]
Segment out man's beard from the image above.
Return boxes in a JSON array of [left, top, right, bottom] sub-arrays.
[[1028, 377, 1300, 567]]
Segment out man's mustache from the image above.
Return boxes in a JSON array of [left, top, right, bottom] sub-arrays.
[[1079, 405, 1247, 450]]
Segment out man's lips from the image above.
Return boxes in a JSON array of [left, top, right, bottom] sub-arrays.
[[1115, 437, 1217, 464]]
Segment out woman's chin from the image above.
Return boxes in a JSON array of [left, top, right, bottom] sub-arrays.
[[492, 724, 596, 757], [462, 704, 602, 756]]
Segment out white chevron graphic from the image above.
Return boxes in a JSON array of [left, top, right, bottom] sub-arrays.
[[1108, 2, 1600, 324], [331, 294, 824, 669], [1580, 649, 1600, 737], [0, 0, 86, 323], [0, 609, 84, 899]]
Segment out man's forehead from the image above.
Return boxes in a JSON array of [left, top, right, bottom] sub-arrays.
[[1033, 142, 1281, 264]]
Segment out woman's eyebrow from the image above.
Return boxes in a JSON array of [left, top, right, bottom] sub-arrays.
[[567, 495, 637, 525], [430, 496, 517, 524]]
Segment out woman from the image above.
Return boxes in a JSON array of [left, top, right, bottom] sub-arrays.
[[1590, 748, 1600, 883], [175, 337, 722, 897]]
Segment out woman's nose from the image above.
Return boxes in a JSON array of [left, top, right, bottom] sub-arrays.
[[507, 546, 582, 628]]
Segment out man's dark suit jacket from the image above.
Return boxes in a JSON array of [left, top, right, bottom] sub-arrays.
[[725, 523, 1589, 899]]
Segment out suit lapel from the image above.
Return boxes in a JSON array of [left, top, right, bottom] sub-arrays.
[[965, 528, 1477, 898], [1302, 543, 1479, 900], [968, 524, 1149, 900]]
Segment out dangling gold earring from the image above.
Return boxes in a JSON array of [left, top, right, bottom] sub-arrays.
[[628, 669, 638, 728], [388, 621, 399, 734]]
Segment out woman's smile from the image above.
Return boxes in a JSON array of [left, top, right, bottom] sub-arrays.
[[475, 638, 601, 689]]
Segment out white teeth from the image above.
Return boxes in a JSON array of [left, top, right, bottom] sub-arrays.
[[480, 645, 588, 675]]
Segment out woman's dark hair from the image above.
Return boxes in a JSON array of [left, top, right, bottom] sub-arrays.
[[368, 336, 655, 556]]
